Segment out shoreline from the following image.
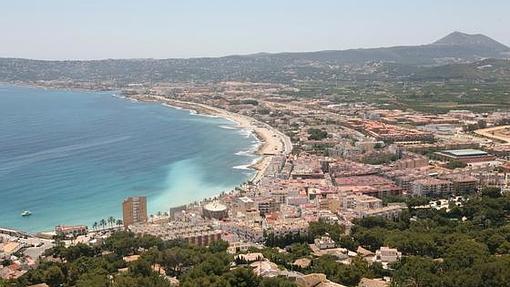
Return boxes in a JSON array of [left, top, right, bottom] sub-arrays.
[[0, 84, 292, 236], [125, 94, 291, 183]]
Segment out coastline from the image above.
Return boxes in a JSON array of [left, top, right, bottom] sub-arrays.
[[124, 94, 291, 183], [0, 84, 292, 235]]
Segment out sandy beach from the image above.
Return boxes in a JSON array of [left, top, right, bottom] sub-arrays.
[[127, 94, 292, 183]]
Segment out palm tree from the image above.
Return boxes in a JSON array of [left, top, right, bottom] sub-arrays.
[[108, 216, 115, 228], [99, 219, 107, 230], [116, 219, 123, 227], [92, 222, 98, 230]]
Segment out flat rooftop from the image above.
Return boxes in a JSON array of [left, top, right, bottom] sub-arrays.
[[443, 149, 488, 157]]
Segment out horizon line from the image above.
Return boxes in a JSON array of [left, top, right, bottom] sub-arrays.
[[2, 31, 508, 62]]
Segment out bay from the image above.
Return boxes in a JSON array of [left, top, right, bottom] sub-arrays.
[[0, 85, 258, 232]]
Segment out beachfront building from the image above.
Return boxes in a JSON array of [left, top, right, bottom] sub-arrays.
[[122, 196, 148, 228], [55, 225, 88, 237], [202, 201, 229, 220], [129, 221, 222, 247]]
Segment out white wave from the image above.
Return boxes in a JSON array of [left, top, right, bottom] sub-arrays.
[[111, 93, 125, 99], [193, 113, 219, 119], [235, 150, 252, 156], [238, 129, 254, 138], [164, 104, 182, 110], [233, 164, 251, 170], [235, 142, 261, 157], [219, 125, 237, 130], [232, 157, 260, 170]]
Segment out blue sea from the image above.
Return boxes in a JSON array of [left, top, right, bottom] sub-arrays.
[[0, 85, 258, 232]]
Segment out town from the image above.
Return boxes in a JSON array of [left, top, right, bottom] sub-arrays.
[[3, 79, 510, 287]]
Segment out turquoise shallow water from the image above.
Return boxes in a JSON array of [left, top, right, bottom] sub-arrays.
[[0, 85, 258, 232]]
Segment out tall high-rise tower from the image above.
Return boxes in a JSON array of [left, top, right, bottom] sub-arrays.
[[122, 196, 148, 229]]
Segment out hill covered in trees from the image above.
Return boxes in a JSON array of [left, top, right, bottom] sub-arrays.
[[0, 32, 508, 85]]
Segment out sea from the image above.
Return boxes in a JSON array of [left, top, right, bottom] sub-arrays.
[[0, 85, 259, 232]]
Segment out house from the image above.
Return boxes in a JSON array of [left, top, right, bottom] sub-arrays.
[[375, 247, 401, 264], [356, 246, 375, 258], [122, 254, 140, 263], [314, 235, 336, 250], [293, 258, 312, 269], [295, 273, 347, 287], [358, 278, 390, 287], [250, 260, 280, 277]]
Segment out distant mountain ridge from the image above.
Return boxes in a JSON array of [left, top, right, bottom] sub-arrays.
[[432, 31, 509, 51], [267, 32, 510, 65], [0, 31, 509, 84]]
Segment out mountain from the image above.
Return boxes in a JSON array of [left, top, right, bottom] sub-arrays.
[[0, 32, 509, 84], [274, 32, 510, 65], [432, 31, 509, 52]]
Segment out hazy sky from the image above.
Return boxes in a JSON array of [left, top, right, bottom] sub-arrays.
[[1, 0, 509, 60]]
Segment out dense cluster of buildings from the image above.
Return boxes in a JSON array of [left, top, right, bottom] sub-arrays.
[[114, 83, 510, 282], [4, 80, 510, 285]]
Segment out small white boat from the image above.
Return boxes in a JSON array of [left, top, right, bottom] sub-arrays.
[[21, 210, 32, 217]]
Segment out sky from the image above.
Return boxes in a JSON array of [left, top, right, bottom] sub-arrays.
[[1, 0, 509, 60]]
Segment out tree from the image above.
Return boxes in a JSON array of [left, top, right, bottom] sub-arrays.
[[129, 260, 153, 277], [92, 221, 98, 230], [108, 216, 116, 227], [75, 273, 109, 287], [391, 256, 441, 287], [308, 220, 345, 242], [310, 255, 370, 286], [99, 219, 107, 229], [222, 267, 260, 287], [1, 259, 12, 266], [44, 265, 65, 287], [116, 219, 123, 227], [480, 187, 502, 198], [63, 243, 97, 261], [444, 240, 489, 269], [307, 128, 328, 140], [208, 240, 229, 253]]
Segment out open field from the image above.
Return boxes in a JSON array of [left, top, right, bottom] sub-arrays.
[[475, 125, 510, 145]]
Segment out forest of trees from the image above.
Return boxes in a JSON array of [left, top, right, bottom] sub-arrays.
[[263, 188, 510, 286], [4, 233, 296, 287]]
